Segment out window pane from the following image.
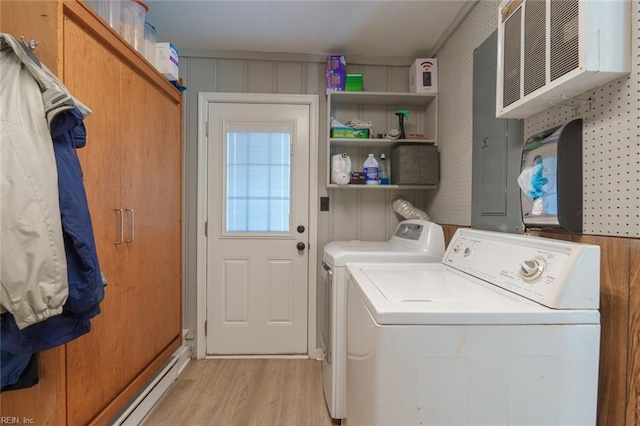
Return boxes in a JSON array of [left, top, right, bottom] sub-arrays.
[[226, 131, 291, 233]]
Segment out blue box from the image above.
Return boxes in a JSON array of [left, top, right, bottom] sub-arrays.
[[326, 55, 346, 91]]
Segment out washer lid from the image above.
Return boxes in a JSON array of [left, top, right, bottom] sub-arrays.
[[346, 263, 600, 325], [323, 241, 441, 266]]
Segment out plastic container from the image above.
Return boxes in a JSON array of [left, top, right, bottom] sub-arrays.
[[86, 0, 121, 32], [378, 154, 389, 184], [120, 0, 148, 54], [363, 154, 379, 185], [143, 22, 157, 63]]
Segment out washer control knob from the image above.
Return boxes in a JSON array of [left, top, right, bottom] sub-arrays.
[[463, 247, 471, 257], [520, 259, 545, 281], [453, 245, 461, 253]]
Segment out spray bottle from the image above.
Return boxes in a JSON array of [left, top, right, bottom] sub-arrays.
[[379, 154, 389, 185]]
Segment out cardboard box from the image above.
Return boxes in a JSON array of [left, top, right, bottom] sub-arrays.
[[391, 144, 439, 184], [346, 73, 363, 91], [409, 58, 438, 93], [155, 42, 179, 81], [326, 55, 346, 91], [350, 172, 366, 184], [330, 127, 369, 138]]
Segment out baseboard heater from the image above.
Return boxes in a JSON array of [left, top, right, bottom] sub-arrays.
[[112, 344, 190, 426]]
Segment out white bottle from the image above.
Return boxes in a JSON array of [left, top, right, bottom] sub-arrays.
[[364, 153, 379, 185], [379, 154, 389, 185]]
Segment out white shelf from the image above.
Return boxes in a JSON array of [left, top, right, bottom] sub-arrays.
[[326, 91, 439, 190], [327, 91, 437, 106], [327, 184, 437, 190], [330, 138, 436, 148]]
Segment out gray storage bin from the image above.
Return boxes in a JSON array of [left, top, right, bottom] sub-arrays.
[[390, 145, 439, 185]]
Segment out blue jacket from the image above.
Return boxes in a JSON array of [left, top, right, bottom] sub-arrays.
[[1, 107, 104, 354]]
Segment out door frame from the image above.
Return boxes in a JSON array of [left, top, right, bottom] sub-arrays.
[[196, 92, 319, 359]]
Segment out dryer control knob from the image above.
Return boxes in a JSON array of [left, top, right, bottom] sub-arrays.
[[520, 259, 545, 281]]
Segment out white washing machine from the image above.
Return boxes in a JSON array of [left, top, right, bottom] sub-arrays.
[[346, 228, 601, 426], [320, 219, 445, 420]]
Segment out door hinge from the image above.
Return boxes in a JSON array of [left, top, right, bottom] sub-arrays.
[[204, 221, 208, 237], [205, 122, 209, 138], [204, 321, 208, 336]]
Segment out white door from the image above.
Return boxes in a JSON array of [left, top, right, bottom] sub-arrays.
[[206, 102, 310, 355]]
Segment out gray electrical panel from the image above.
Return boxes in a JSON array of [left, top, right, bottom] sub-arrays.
[[472, 31, 524, 233]]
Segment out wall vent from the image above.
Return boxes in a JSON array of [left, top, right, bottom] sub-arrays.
[[497, 0, 631, 119]]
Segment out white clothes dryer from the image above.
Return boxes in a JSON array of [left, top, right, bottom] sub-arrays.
[[346, 228, 600, 426], [320, 219, 445, 420]]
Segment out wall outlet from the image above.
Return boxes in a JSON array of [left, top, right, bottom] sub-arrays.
[[320, 197, 330, 211]]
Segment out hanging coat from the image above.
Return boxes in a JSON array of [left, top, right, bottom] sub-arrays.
[[0, 33, 104, 354], [0, 34, 69, 329]]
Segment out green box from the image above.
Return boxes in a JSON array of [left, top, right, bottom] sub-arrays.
[[330, 127, 369, 138], [346, 73, 363, 91]]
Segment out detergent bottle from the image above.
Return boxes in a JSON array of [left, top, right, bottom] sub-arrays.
[[331, 152, 352, 185], [363, 154, 379, 185]]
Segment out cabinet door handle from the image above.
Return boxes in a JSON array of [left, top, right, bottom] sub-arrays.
[[114, 209, 124, 244], [125, 208, 135, 243]]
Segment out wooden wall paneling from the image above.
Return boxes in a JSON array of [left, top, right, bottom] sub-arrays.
[[0, 347, 66, 425], [441, 224, 463, 247], [525, 229, 573, 241], [576, 235, 630, 426], [627, 239, 640, 426], [0, 0, 61, 74]]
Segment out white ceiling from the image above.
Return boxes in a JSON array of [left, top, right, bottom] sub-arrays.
[[145, 1, 473, 59]]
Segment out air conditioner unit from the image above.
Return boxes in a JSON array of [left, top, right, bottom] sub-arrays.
[[496, 0, 630, 119]]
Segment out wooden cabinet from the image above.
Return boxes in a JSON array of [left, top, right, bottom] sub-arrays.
[[0, 2, 182, 425], [327, 91, 438, 189]]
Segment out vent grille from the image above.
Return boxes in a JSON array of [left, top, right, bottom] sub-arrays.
[[502, 7, 522, 107], [550, 0, 580, 81], [523, 0, 546, 95]]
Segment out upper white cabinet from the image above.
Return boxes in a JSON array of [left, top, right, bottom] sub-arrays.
[[327, 91, 438, 189], [496, 0, 630, 119]]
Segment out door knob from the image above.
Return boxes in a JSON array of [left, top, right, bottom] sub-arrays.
[[297, 225, 305, 233], [297, 242, 306, 251]]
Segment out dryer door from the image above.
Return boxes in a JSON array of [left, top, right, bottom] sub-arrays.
[[320, 259, 333, 364]]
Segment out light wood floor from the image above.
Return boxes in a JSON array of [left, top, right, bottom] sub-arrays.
[[143, 359, 335, 426]]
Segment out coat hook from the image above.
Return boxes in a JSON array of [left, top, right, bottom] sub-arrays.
[[19, 36, 38, 50]]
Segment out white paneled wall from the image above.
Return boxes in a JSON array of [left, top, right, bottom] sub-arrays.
[[179, 54, 422, 344], [179, 0, 640, 345]]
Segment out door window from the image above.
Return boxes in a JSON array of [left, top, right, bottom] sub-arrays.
[[226, 131, 291, 233]]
